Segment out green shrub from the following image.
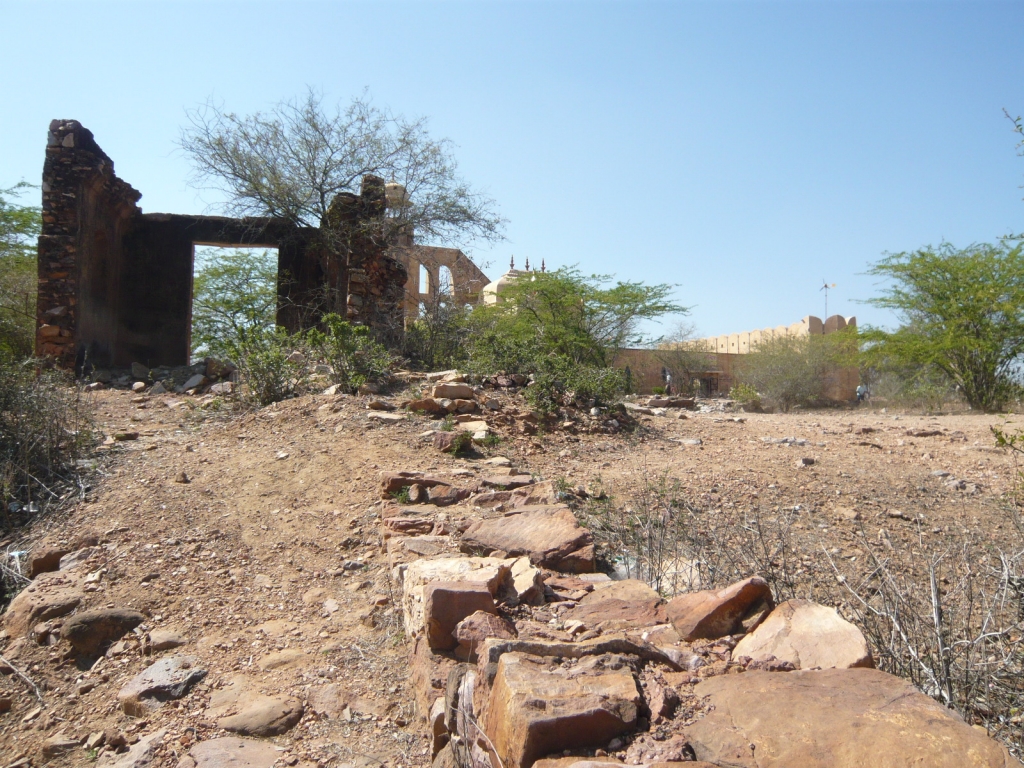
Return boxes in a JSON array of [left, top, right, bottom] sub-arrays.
[[729, 382, 761, 407], [403, 299, 470, 371], [305, 313, 393, 394], [651, 386, 666, 395], [525, 358, 627, 415], [225, 325, 306, 406]]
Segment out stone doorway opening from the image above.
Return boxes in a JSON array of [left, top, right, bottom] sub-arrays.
[[189, 245, 279, 363]]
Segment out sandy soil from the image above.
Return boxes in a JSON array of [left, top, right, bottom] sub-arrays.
[[1, 385, 1020, 767]]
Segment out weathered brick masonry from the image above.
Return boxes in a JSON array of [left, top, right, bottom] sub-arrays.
[[36, 120, 407, 369]]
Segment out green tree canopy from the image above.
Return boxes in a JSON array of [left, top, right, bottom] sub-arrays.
[[191, 248, 277, 360], [861, 241, 1024, 412], [469, 266, 686, 370], [0, 183, 41, 359]]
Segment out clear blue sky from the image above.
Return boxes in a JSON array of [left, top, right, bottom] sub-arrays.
[[3, 0, 1022, 339]]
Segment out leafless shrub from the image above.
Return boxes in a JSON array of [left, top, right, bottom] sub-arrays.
[[823, 527, 1024, 757], [574, 464, 799, 600]]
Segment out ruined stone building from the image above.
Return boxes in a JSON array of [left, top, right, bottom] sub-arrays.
[[35, 120, 410, 370]]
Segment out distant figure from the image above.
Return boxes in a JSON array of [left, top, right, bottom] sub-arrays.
[[665, 372, 673, 396], [856, 384, 867, 403]]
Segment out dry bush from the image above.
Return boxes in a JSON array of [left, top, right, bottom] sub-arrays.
[[574, 459, 1024, 758]]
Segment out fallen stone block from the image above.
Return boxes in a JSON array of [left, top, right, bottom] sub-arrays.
[[665, 576, 773, 641], [571, 580, 667, 631], [218, 696, 304, 736], [484, 652, 641, 768], [63, 608, 145, 656], [461, 506, 594, 572], [3, 570, 83, 637], [27, 546, 70, 578], [733, 599, 874, 669], [185, 737, 281, 768], [454, 611, 517, 662], [118, 655, 207, 716], [424, 582, 497, 651], [398, 557, 512, 639], [687, 668, 1012, 768], [432, 383, 475, 399]]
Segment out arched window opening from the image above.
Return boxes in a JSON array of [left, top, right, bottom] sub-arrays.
[[438, 266, 453, 296], [419, 264, 430, 295]]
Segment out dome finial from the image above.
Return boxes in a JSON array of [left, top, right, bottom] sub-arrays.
[[510, 255, 515, 271], [525, 257, 530, 271]]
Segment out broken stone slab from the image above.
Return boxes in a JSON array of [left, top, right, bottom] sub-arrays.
[[432, 383, 475, 399], [184, 737, 282, 768], [59, 546, 101, 570], [461, 506, 594, 572], [40, 732, 80, 761], [424, 582, 497, 651], [687, 668, 1012, 768], [381, 471, 450, 498], [63, 608, 145, 656], [3, 570, 83, 637], [218, 696, 304, 737], [481, 475, 535, 490], [733, 599, 874, 670], [98, 727, 166, 768], [484, 652, 641, 768], [454, 611, 517, 662], [117, 655, 207, 716], [397, 557, 513, 639], [368, 411, 405, 422], [570, 579, 667, 631], [476, 636, 683, 685], [510, 557, 545, 605], [665, 576, 773, 641]]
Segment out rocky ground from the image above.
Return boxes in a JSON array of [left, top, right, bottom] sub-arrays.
[[1, 376, 1021, 768]]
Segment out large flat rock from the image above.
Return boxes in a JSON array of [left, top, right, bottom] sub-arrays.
[[186, 737, 281, 768], [118, 655, 207, 716], [687, 668, 1012, 768], [571, 579, 667, 631], [484, 651, 641, 768], [733, 599, 874, 669], [461, 506, 594, 572]]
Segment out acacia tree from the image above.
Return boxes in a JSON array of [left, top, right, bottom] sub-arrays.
[[179, 90, 504, 247], [861, 241, 1024, 412], [0, 183, 41, 358], [469, 267, 686, 370], [191, 248, 277, 359]]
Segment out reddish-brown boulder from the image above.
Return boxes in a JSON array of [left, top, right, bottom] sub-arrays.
[[3, 570, 83, 637], [454, 610, 517, 661], [424, 582, 497, 651], [461, 506, 594, 572], [484, 652, 641, 768], [63, 608, 145, 655], [666, 576, 773, 641], [27, 545, 70, 578], [687, 668, 1012, 767]]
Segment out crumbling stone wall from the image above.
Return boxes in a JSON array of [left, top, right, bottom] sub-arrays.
[[392, 244, 489, 319], [35, 121, 407, 369], [37, 120, 142, 366]]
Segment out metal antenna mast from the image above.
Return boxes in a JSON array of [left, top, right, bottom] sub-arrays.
[[820, 280, 836, 325]]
